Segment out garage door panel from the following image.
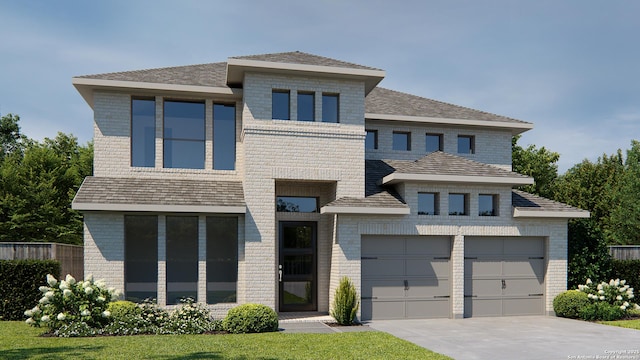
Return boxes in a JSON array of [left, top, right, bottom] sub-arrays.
[[362, 300, 405, 320], [406, 259, 449, 277], [465, 237, 502, 255], [406, 237, 450, 255], [503, 297, 544, 316], [362, 280, 405, 298], [503, 238, 544, 256], [465, 298, 502, 317], [407, 299, 450, 318], [465, 259, 502, 278], [362, 236, 403, 255], [503, 259, 544, 278], [362, 259, 404, 277], [407, 278, 450, 298], [465, 278, 502, 297], [502, 278, 544, 296]]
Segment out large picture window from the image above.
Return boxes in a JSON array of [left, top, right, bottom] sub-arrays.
[[163, 100, 205, 169], [131, 98, 156, 167], [124, 215, 158, 302], [206, 217, 238, 304], [213, 103, 236, 170], [166, 216, 198, 305]]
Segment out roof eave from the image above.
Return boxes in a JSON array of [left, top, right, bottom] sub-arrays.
[[72, 77, 242, 108], [226, 58, 386, 95], [320, 205, 410, 215], [380, 173, 535, 186], [71, 202, 247, 214], [512, 208, 590, 218], [365, 113, 533, 135]]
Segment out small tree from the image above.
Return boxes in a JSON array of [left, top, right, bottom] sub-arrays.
[[331, 276, 359, 325]]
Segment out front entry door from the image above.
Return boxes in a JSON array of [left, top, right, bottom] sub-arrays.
[[279, 221, 317, 311]]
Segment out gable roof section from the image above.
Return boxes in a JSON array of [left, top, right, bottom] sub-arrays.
[[381, 152, 533, 185], [72, 177, 245, 213], [512, 190, 589, 218], [365, 87, 533, 134], [230, 51, 382, 71], [320, 160, 409, 215]]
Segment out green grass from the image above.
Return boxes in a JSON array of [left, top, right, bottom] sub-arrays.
[[0, 321, 451, 360], [599, 319, 640, 330]]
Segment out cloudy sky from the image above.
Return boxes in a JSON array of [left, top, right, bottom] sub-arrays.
[[1, 1, 638, 172]]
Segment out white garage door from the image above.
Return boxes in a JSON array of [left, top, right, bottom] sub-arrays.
[[464, 237, 545, 317], [361, 236, 451, 320]]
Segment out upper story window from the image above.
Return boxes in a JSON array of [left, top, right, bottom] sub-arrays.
[[479, 194, 498, 216], [426, 133, 443, 153], [393, 131, 411, 151], [163, 100, 205, 169], [276, 196, 318, 213], [418, 192, 439, 215], [213, 103, 236, 170], [449, 193, 468, 216], [297, 92, 315, 121], [131, 98, 156, 167], [365, 130, 378, 150], [322, 93, 339, 123], [458, 135, 475, 154], [272, 90, 290, 120]]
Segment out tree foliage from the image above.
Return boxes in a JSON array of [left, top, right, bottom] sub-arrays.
[[511, 135, 560, 198], [0, 114, 92, 244]]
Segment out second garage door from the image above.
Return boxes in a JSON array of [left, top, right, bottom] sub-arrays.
[[464, 237, 545, 317], [361, 236, 451, 320]]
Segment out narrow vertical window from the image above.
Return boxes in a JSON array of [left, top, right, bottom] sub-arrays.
[[272, 90, 290, 120], [365, 130, 378, 150], [164, 100, 205, 169], [125, 215, 157, 302], [458, 135, 475, 154], [213, 103, 236, 170], [479, 194, 498, 216], [418, 193, 439, 215], [393, 131, 411, 151], [426, 133, 443, 153], [297, 92, 315, 121], [131, 98, 155, 167], [322, 93, 339, 123], [449, 193, 468, 215], [166, 216, 198, 305], [206, 216, 238, 304]]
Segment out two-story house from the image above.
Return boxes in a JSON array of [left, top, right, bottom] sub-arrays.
[[71, 51, 588, 320]]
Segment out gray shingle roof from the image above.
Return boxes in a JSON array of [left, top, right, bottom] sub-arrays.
[[383, 151, 531, 180], [73, 177, 245, 207], [366, 87, 530, 125], [231, 51, 382, 71], [512, 190, 587, 213], [76, 62, 229, 87]]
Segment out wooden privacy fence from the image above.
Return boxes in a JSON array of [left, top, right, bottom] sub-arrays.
[[0, 242, 83, 279], [609, 246, 640, 260]]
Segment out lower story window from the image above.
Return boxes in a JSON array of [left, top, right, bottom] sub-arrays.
[[206, 216, 238, 304], [124, 215, 158, 302], [166, 216, 198, 305]]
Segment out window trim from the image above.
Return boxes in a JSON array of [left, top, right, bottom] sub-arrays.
[[365, 129, 378, 150], [392, 131, 412, 151], [272, 89, 291, 120], [426, 133, 443, 153]]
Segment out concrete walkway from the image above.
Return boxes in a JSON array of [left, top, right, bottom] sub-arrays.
[[368, 316, 640, 360]]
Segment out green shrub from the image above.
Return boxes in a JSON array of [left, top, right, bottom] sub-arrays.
[[331, 276, 360, 325], [611, 259, 640, 291], [223, 303, 278, 334], [107, 301, 141, 321], [553, 290, 590, 319], [165, 298, 217, 334], [0, 260, 60, 320], [579, 302, 625, 321]]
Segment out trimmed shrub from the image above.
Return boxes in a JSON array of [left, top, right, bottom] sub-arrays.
[[0, 260, 60, 320], [611, 259, 640, 291], [165, 298, 217, 334], [107, 300, 141, 321], [553, 290, 590, 319], [223, 303, 278, 334], [579, 302, 625, 321], [331, 276, 360, 325]]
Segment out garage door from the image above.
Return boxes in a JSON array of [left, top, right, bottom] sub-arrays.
[[464, 237, 545, 317], [361, 236, 451, 320]]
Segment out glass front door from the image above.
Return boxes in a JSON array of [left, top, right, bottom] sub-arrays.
[[279, 221, 317, 311]]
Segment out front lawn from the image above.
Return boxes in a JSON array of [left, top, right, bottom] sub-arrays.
[[599, 319, 640, 330], [0, 321, 451, 360]]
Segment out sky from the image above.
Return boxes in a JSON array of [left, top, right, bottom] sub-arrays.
[[1, 1, 639, 173]]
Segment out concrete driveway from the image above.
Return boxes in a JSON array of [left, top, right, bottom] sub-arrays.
[[369, 316, 640, 360]]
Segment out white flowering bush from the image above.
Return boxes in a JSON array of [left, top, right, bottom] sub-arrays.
[[24, 274, 119, 331], [576, 278, 640, 320]]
